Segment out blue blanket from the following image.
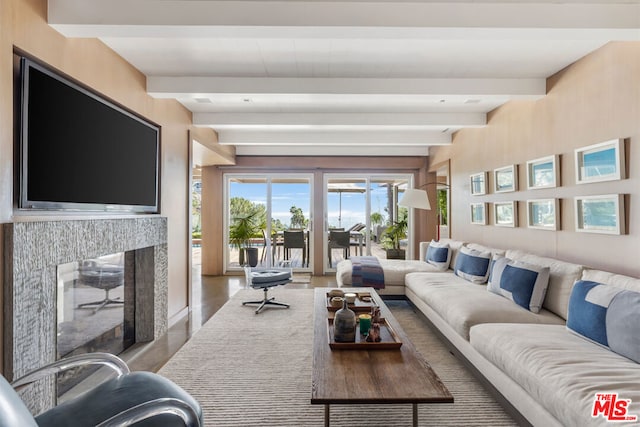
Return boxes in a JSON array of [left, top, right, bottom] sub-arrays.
[[351, 256, 384, 289]]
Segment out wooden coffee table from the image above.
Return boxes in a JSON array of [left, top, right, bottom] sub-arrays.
[[311, 287, 453, 426]]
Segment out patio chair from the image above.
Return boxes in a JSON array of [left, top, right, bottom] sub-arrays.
[[328, 230, 350, 267], [283, 230, 306, 267]]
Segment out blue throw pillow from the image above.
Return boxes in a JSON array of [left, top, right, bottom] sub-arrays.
[[488, 257, 550, 313], [425, 240, 451, 271], [454, 246, 491, 284], [567, 280, 640, 363]]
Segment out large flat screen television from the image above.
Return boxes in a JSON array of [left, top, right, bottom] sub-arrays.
[[19, 57, 160, 213]]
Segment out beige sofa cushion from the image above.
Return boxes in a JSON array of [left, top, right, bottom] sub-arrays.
[[471, 323, 640, 427], [506, 250, 584, 320], [466, 242, 506, 257], [582, 269, 640, 293], [405, 272, 564, 340]]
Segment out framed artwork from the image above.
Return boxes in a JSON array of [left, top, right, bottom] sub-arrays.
[[494, 165, 518, 193], [494, 201, 517, 227], [470, 172, 487, 195], [574, 194, 625, 235], [575, 139, 625, 184], [527, 199, 559, 230], [527, 155, 559, 189], [470, 203, 487, 225]]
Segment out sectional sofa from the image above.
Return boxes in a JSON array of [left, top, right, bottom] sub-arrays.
[[337, 239, 640, 427]]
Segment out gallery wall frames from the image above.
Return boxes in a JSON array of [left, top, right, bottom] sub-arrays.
[[494, 201, 517, 227], [527, 155, 560, 189], [470, 172, 487, 196], [527, 199, 559, 230], [574, 194, 625, 235], [494, 165, 518, 193], [470, 203, 487, 225], [575, 139, 625, 184]]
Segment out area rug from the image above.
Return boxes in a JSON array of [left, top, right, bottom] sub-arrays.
[[158, 289, 517, 426]]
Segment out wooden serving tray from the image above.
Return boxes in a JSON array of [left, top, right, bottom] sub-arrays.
[[326, 291, 377, 312], [327, 318, 402, 350]]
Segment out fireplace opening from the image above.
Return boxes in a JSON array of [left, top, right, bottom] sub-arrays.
[[56, 252, 135, 397]]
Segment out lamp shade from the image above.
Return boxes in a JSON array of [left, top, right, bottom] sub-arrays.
[[398, 188, 431, 210]]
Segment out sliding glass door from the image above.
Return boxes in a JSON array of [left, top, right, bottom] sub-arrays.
[[324, 174, 412, 272], [225, 174, 313, 272]]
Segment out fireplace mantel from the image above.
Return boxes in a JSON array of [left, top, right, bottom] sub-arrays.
[[3, 217, 168, 413]]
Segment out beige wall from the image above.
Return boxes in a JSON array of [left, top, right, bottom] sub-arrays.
[[201, 156, 435, 276], [1, 0, 194, 373], [430, 42, 640, 277]]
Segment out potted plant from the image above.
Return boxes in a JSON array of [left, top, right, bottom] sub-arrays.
[[382, 217, 407, 260], [229, 208, 261, 267]]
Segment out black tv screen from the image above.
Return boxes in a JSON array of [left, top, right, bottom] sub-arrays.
[[19, 58, 160, 213]]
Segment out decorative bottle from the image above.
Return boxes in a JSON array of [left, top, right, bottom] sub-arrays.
[[334, 298, 356, 342]]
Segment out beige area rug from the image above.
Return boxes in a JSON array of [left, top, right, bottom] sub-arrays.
[[158, 289, 517, 426]]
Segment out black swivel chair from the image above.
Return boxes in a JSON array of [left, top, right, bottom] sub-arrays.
[[1, 352, 202, 427], [77, 260, 125, 314], [328, 230, 351, 267], [283, 230, 306, 267]]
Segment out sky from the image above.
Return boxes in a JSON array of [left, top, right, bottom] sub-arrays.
[[228, 180, 397, 230]]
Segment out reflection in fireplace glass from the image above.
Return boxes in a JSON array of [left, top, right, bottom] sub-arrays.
[[56, 252, 134, 397]]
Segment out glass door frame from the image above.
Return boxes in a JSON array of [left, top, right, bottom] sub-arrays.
[[223, 173, 314, 274], [323, 173, 415, 274]]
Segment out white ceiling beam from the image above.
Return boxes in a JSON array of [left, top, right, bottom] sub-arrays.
[[234, 145, 430, 157], [216, 130, 451, 146], [194, 112, 486, 129], [149, 77, 545, 98], [49, 1, 640, 38]]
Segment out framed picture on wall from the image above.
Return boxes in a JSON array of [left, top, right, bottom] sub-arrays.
[[527, 199, 559, 230], [494, 201, 517, 227], [470, 203, 487, 225], [574, 194, 625, 235], [527, 155, 559, 189], [470, 172, 487, 195], [575, 139, 625, 184], [494, 165, 518, 193]]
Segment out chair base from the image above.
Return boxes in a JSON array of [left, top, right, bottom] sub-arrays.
[[242, 287, 290, 314], [78, 298, 124, 314]]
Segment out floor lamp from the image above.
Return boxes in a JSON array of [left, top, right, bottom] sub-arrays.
[[398, 183, 449, 241]]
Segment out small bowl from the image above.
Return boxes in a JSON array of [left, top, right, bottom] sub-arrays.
[[328, 289, 345, 298], [344, 293, 357, 304], [330, 296, 344, 307]]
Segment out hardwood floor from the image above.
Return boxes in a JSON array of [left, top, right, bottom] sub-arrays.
[[122, 266, 338, 372]]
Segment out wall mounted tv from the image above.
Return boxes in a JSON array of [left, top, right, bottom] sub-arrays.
[[19, 57, 160, 213]]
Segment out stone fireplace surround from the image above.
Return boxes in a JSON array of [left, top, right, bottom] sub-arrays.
[[3, 217, 168, 414]]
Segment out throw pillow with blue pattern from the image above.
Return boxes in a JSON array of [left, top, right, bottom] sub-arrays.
[[454, 246, 491, 284], [567, 280, 640, 364], [425, 240, 451, 271], [487, 257, 550, 313]]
